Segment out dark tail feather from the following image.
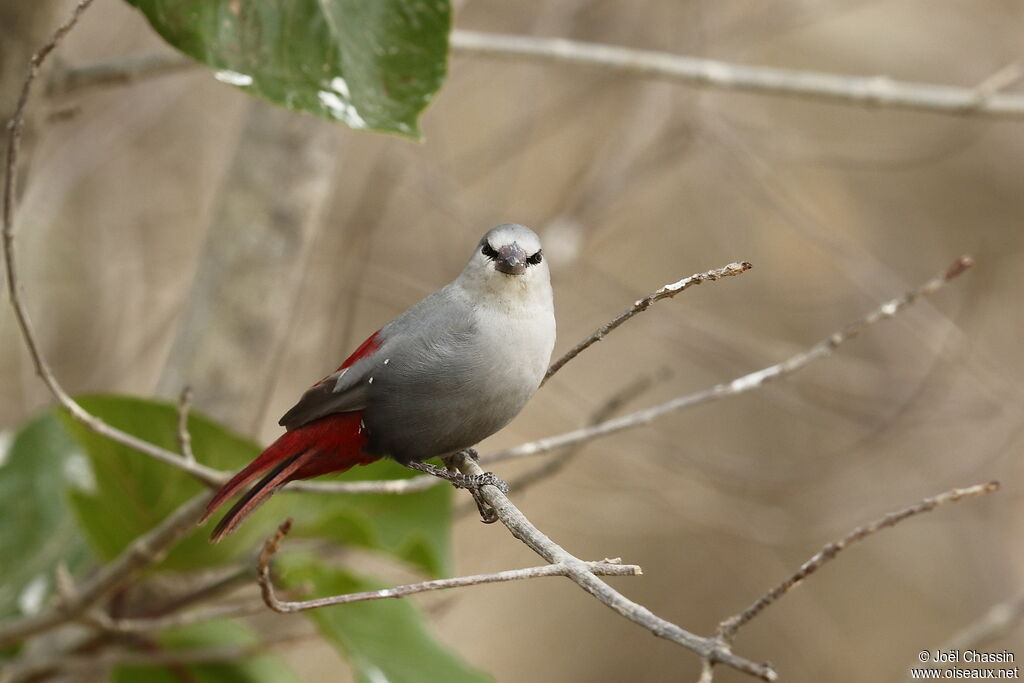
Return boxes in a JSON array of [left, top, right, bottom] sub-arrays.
[[208, 451, 312, 543]]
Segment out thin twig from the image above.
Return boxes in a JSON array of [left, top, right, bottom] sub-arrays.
[[0, 639, 289, 682], [449, 453, 777, 681], [0, 492, 210, 649], [503, 373, 663, 495], [717, 481, 1000, 641], [900, 593, 1024, 682], [969, 60, 1024, 107], [176, 386, 195, 463], [256, 519, 642, 613], [483, 255, 975, 465], [2, 0, 94, 377], [47, 51, 195, 95], [85, 599, 268, 634], [146, 563, 253, 616], [50, 34, 1024, 118], [82, 563, 258, 634], [543, 261, 752, 383], [0, 0, 225, 488], [942, 593, 1024, 650], [456, 374, 662, 515]]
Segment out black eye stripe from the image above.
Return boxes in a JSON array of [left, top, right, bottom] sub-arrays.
[[481, 243, 542, 266]]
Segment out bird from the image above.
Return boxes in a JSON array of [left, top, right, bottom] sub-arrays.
[[201, 224, 556, 542]]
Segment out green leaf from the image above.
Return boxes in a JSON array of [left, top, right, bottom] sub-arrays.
[[60, 394, 454, 579], [113, 619, 298, 683], [61, 395, 282, 571], [0, 414, 92, 620], [280, 558, 490, 683], [124, 0, 451, 138], [291, 458, 453, 577]]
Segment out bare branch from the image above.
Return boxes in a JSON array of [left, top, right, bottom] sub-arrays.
[[256, 519, 641, 614], [450, 31, 1024, 118], [81, 563, 261, 634], [3, 20, 226, 480], [47, 52, 195, 96], [449, 453, 777, 681], [2, 0, 94, 407], [86, 600, 267, 635], [50, 34, 1024, 119], [1, 641, 275, 682], [483, 255, 975, 466], [943, 593, 1024, 650], [146, 563, 253, 614], [502, 373, 663, 497], [969, 60, 1024, 108], [543, 261, 752, 383], [0, 492, 209, 649], [718, 481, 1000, 641], [176, 386, 195, 463]]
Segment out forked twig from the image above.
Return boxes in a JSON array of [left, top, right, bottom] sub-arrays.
[[257, 519, 642, 614], [449, 453, 778, 681]]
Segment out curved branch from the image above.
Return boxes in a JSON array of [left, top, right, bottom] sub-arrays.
[[718, 481, 999, 641], [543, 261, 752, 383], [483, 255, 975, 465]]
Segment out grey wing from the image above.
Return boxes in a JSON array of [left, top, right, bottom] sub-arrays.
[[277, 353, 376, 430]]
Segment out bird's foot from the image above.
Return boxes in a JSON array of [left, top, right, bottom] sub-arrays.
[[404, 456, 507, 524]]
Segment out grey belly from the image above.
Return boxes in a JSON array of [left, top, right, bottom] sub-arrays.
[[363, 365, 534, 462]]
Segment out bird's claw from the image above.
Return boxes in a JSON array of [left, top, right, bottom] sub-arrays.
[[464, 471, 509, 494], [404, 457, 507, 524]]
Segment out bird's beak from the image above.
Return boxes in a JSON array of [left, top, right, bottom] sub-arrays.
[[495, 243, 528, 275]]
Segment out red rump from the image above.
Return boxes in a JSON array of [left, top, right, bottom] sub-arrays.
[[202, 330, 383, 542], [337, 331, 381, 370]]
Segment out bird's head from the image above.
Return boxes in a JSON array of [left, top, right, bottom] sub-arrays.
[[457, 223, 550, 304]]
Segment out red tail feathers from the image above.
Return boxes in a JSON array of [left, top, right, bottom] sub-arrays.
[[201, 412, 376, 542]]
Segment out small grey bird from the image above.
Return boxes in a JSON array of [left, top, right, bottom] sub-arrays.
[[202, 224, 555, 541]]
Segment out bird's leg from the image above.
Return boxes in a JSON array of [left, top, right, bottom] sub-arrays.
[[404, 451, 508, 524], [443, 449, 505, 523]]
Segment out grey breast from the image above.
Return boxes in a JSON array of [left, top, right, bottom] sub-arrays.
[[363, 286, 544, 462]]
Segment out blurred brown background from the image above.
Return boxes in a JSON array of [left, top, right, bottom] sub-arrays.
[[2, 0, 1022, 680]]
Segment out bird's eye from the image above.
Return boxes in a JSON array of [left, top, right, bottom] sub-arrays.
[[481, 243, 499, 260], [526, 250, 543, 265]]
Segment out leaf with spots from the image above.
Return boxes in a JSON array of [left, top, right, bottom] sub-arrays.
[[124, 0, 451, 138]]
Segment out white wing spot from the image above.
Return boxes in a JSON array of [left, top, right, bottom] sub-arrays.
[[368, 376, 374, 384], [332, 367, 349, 392], [383, 358, 390, 365]]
